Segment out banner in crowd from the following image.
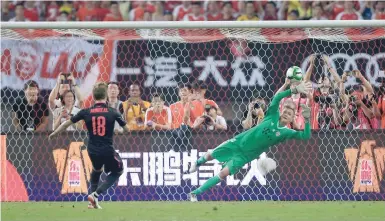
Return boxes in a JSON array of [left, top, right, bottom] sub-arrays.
[[0, 39, 105, 94], [2, 38, 384, 101], [2, 131, 385, 202]]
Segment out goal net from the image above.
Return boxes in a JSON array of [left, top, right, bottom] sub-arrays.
[[1, 21, 385, 202]]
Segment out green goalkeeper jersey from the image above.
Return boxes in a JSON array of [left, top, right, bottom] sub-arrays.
[[232, 89, 311, 162]]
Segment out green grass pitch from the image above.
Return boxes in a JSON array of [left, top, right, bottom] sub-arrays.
[[2, 201, 384, 221]]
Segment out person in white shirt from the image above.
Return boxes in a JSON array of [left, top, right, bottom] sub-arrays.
[[193, 104, 227, 131], [107, 82, 123, 133], [52, 90, 82, 131], [49, 73, 83, 111], [9, 3, 30, 22]]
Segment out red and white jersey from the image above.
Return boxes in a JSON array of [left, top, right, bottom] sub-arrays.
[[372, 12, 385, 20], [335, 11, 362, 20], [173, 4, 191, 21], [183, 13, 206, 21], [206, 12, 223, 21]]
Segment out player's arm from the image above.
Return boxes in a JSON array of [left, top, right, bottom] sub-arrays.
[[115, 110, 130, 133], [49, 109, 84, 139]]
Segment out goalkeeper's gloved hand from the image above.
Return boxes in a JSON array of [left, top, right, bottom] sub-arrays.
[[300, 104, 311, 120], [292, 81, 312, 94]]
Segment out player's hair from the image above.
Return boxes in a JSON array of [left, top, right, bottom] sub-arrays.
[[108, 81, 119, 88], [93, 82, 108, 101], [24, 80, 39, 90], [60, 90, 75, 105]]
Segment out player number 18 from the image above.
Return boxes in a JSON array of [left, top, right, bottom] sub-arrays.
[[92, 116, 106, 136]]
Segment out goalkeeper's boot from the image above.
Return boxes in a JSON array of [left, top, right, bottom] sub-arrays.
[[188, 161, 198, 173], [188, 193, 198, 202], [88, 192, 102, 209]]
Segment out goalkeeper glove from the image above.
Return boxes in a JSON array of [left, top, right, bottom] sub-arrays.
[[300, 104, 311, 120], [292, 82, 312, 94]]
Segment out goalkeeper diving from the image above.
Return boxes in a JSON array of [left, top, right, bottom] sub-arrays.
[[188, 81, 312, 202]]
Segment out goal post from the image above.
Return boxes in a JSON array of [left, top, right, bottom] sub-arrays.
[[1, 21, 385, 202]]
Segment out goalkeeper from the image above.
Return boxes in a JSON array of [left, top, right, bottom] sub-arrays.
[[188, 81, 312, 202]]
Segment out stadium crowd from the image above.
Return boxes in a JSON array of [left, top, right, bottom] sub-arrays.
[[1, 0, 385, 22]]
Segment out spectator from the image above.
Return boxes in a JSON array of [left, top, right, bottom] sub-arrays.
[[372, 1, 385, 20], [12, 80, 49, 132], [237, 1, 259, 21], [46, 1, 59, 21], [104, 1, 123, 21], [287, 9, 300, 20], [119, 83, 151, 131], [129, 1, 146, 21], [77, 1, 97, 21], [377, 81, 385, 128], [336, 1, 363, 20], [206, 1, 222, 21], [95, 1, 111, 21], [261, 1, 278, 20], [1, 1, 15, 21], [9, 3, 30, 22], [288, 0, 312, 20], [164, 10, 173, 21], [311, 4, 328, 20], [52, 90, 82, 131], [173, 1, 191, 21], [186, 81, 222, 125], [59, 1, 74, 14], [242, 96, 267, 129], [184, 2, 205, 21], [324, 1, 345, 20], [170, 83, 192, 129], [145, 93, 172, 130], [56, 11, 69, 21], [23, 1, 39, 21], [152, 1, 165, 21], [340, 70, 375, 129], [48, 73, 83, 111], [222, 2, 235, 21], [107, 82, 123, 133], [193, 104, 227, 131]]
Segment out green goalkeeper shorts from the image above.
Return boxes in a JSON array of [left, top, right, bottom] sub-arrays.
[[211, 140, 248, 175]]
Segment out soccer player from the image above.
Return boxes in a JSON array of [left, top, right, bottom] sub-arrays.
[[188, 81, 312, 202], [49, 82, 129, 209]]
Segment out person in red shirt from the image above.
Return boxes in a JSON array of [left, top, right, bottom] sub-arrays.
[[94, 1, 111, 21], [173, 1, 191, 21], [222, 2, 235, 21], [206, 1, 222, 21], [170, 83, 192, 129], [372, 1, 385, 20], [335, 1, 362, 20], [183, 1, 205, 21], [23, 1, 39, 21], [145, 93, 172, 130], [104, 1, 123, 21], [77, 1, 97, 21], [46, 1, 59, 21], [129, 1, 146, 21], [262, 1, 278, 20], [185, 81, 222, 125]]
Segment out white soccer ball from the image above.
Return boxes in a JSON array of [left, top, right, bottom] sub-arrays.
[[286, 66, 303, 81]]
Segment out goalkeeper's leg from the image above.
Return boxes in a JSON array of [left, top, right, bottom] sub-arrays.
[[189, 166, 230, 202]]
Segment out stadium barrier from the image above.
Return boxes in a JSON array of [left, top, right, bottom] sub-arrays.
[[2, 130, 385, 202]]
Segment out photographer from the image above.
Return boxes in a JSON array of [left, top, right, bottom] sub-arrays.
[[144, 93, 172, 130], [242, 97, 266, 130], [193, 104, 227, 131], [340, 71, 375, 129], [377, 81, 385, 128], [52, 90, 82, 131], [48, 72, 84, 111], [313, 76, 342, 129]]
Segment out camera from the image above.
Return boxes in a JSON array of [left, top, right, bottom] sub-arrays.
[[60, 73, 71, 84], [254, 102, 260, 109], [205, 104, 212, 113]]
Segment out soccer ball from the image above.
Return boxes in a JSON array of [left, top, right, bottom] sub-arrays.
[[286, 66, 303, 81]]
